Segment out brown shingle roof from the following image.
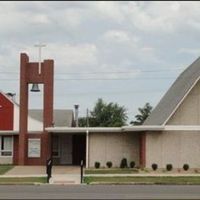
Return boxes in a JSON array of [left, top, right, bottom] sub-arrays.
[[29, 109, 74, 127]]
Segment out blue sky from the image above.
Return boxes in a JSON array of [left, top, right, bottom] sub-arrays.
[[0, 1, 200, 123]]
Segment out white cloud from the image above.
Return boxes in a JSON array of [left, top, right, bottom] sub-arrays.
[[97, 63, 141, 79], [103, 30, 136, 43], [31, 14, 50, 24], [90, 1, 125, 23], [48, 43, 98, 69], [178, 48, 200, 57], [103, 30, 129, 43]]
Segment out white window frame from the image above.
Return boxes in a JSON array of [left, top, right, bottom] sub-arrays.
[[0, 136, 13, 157]]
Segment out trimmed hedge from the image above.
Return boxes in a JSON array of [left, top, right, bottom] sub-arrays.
[[166, 164, 173, 171], [94, 162, 100, 169], [120, 158, 128, 168], [106, 161, 112, 168], [183, 164, 189, 171], [152, 163, 158, 171], [130, 161, 135, 168]]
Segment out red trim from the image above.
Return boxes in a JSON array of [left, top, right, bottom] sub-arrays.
[[0, 93, 14, 130], [13, 136, 19, 164]]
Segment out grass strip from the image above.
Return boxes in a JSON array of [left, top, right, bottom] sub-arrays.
[[0, 177, 47, 184], [85, 169, 139, 174], [0, 165, 14, 175], [84, 176, 200, 185]]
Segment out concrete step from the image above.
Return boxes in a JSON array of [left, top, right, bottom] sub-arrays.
[[49, 174, 81, 185]]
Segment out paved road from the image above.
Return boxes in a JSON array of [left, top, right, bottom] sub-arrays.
[[0, 185, 200, 199]]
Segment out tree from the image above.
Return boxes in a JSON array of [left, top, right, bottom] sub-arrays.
[[130, 103, 153, 125], [78, 117, 88, 127], [78, 98, 128, 127]]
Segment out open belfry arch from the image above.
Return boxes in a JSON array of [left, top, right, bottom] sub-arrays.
[[18, 53, 54, 165]]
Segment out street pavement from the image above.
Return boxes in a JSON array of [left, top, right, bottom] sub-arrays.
[[0, 185, 200, 199]]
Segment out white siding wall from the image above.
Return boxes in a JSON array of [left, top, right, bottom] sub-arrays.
[[167, 80, 200, 125], [89, 132, 139, 168], [0, 157, 12, 164], [14, 104, 43, 131], [146, 80, 200, 168], [146, 131, 200, 168]]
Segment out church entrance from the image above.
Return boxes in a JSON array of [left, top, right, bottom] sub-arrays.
[[52, 134, 86, 166], [72, 134, 86, 165]]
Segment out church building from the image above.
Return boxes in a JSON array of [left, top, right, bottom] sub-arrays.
[[0, 53, 200, 169]]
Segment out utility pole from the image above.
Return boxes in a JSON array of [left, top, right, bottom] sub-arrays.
[[86, 108, 89, 127], [34, 43, 46, 74]]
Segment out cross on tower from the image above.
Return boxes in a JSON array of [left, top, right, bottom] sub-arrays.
[[34, 43, 46, 74]]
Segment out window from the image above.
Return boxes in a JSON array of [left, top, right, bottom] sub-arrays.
[[52, 135, 59, 157], [0, 136, 13, 156]]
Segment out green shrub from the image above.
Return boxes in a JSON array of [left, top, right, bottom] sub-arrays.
[[183, 164, 189, 171], [166, 164, 173, 171], [94, 162, 100, 169], [106, 161, 112, 168], [151, 163, 158, 171], [120, 158, 128, 168], [130, 161, 135, 168]]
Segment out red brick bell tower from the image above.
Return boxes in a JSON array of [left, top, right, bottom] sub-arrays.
[[18, 53, 54, 165]]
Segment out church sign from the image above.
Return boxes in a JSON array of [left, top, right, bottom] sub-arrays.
[[28, 138, 41, 158]]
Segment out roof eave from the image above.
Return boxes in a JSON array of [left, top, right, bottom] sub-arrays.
[[0, 131, 19, 135], [45, 127, 122, 133], [45, 126, 165, 133], [122, 125, 165, 132]]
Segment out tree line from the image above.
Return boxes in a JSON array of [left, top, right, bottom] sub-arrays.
[[78, 98, 153, 127]]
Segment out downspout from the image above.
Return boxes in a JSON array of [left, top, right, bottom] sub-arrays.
[[86, 129, 89, 168]]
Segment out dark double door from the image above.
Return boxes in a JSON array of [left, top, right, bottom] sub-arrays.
[[72, 135, 86, 165]]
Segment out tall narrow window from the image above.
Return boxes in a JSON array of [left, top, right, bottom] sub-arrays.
[[0, 136, 13, 156], [52, 135, 59, 157]]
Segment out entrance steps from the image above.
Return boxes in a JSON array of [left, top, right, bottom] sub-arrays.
[[49, 174, 81, 185]]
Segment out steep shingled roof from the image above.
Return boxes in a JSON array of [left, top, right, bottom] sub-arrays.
[[29, 109, 74, 127], [144, 57, 200, 125]]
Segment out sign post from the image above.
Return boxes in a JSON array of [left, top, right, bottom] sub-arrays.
[[80, 160, 84, 184], [46, 158, 53, 183]]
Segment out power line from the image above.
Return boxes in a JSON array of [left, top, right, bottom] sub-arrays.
[[0, 67, 184, 75], [0, 77, 176, 81], [53, 68, 184, 74], [14, 89, 166, 96]]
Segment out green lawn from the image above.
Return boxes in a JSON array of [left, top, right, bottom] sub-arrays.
[[0, 177, 47, 184], [84, 176, 200, 185], [85, 168, 139, 174], [0, 165, 14, 175]]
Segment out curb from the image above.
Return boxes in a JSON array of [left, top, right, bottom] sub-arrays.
[[88, 182, 200, 185]]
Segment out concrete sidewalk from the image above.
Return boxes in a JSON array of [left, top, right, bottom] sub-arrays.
[[49, 174, 81, 185], [50, 166, 81, 184], [3, 166, 80, 176], [1, 166, 81, 185], [4, 166, 46, 176]]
